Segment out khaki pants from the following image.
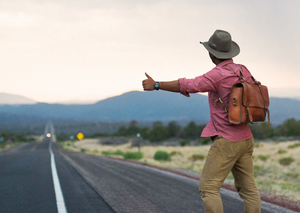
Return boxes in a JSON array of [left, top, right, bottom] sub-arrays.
[[199, 136, 261, 213]]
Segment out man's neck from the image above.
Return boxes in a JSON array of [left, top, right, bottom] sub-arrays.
[[214, 59, 223, 65]]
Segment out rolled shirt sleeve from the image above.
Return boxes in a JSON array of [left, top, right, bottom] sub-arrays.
[[178, 78, 191, 97], [178, 70, 222, 97]]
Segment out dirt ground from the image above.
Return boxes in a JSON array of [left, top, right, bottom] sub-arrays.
[[68, 138, 300, 203]]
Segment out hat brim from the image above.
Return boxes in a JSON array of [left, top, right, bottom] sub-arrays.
[[200, 41, 240, 59]]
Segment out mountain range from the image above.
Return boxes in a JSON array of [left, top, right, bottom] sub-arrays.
[[0, 93, 37, 105], [0, 91, 298, 126]]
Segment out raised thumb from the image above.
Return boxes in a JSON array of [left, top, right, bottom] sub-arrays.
[[145, 72, 152, 79]]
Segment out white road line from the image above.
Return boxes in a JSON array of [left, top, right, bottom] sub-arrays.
[[49, 141, 68, 213]]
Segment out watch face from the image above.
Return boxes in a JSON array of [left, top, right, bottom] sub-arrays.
[[154, 82, 159, 90]]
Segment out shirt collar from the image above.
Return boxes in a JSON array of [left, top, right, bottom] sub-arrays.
[[216, 59, 233, 68]]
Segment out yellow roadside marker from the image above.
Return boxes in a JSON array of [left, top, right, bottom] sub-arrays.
[[77, 132, 84, 140]]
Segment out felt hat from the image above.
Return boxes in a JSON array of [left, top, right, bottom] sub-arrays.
[[200, 30, 240, 59]]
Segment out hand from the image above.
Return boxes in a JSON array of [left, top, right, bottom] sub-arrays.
[[142, 72, 156, 91]]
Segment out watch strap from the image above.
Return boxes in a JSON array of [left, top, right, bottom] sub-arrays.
[[154, 82, 159, 90]]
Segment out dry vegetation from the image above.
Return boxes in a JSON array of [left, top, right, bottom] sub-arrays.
[[61, 138, 300, 202]]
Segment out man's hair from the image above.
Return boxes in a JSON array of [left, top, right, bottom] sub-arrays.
[[209, 52, 231, 62], [216, 57, 231, 62]]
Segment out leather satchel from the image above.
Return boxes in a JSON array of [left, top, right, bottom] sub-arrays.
[[216, 66, 270, 125]]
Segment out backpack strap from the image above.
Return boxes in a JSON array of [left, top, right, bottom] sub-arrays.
[[229, 65, 260, 85], [226, 66, 248, 82], [214, 65, 246, 114]]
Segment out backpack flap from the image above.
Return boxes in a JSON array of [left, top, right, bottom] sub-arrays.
[[242, 82, 270, 123]]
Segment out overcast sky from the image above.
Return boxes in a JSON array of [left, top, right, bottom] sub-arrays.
[[0, 0, 299, 103]]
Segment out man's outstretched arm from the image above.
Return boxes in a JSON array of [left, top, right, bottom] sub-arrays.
[[142, 72, 180, 92]]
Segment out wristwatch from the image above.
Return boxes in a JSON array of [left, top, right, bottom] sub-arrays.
[[154, 82, 159, 90]]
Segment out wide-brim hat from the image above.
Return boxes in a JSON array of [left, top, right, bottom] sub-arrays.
[[200, 30, 240, 59]]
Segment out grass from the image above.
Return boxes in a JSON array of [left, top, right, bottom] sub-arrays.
[[288, 143, 300, 149], [76, 145, 144, 160], [101, 150, 124, 156], [62, 138, 300, 202], [0, 141, 29, 151]]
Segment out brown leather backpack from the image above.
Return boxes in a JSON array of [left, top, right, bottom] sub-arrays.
[[216, 66, 270, 125]]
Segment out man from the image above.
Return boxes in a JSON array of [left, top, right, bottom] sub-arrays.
[[142, 30, 261, 213]]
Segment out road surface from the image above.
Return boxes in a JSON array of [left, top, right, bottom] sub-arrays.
[[0, 124, 297, 213]]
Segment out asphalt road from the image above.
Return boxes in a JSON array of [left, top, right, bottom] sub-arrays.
[[0, 138, 115, 213], [0, 129, 297, 212]]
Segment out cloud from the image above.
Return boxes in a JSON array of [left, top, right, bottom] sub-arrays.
[[0, 0, 300, 102], [0, 12, 37, 29]]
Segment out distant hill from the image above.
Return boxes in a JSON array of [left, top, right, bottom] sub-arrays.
[[0, 93, 37, 105], [90, 91, 209, 122], [0, 91, 299, 127], [0, 91, 209, 122]]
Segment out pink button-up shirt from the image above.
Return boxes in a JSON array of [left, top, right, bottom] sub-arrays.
[[179, 59, 253, 142]]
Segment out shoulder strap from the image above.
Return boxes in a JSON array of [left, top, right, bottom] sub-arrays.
[[215, 65, 244, 115], [225, 66, 247, 82], [226, 65, 262, 86]]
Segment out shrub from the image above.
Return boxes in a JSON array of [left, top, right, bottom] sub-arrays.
[[253, 165, 270, 177], [285, 172, 299, 179], [101, 150, 124, 156], [183, 121, 204, 139], [249, 122, 274, 139], [198, 137, 211, 145], [0, 142, 5, 149], [123, 152, 143, 160], [253, 165, 261, 177], [154, 151, 171, 161], [277, 148, 287, 154], [258, 155, 270, 161], [148, 123, 169, 142], [189, 154, 205, 161], [56, 133, 72, 142], [275, 118, 300, 137], [254, 143, 263, 148], [288, 143, 300, 149], [180, 140, 190, 147], [279, 157, 294, 166], [279, 182, 300, 191], [80, 148, 88, 153], [202, 137, 211, 145], [92, 149, 100, 154], [253, 165, 261, 170], [169, 151, 182, 156]]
